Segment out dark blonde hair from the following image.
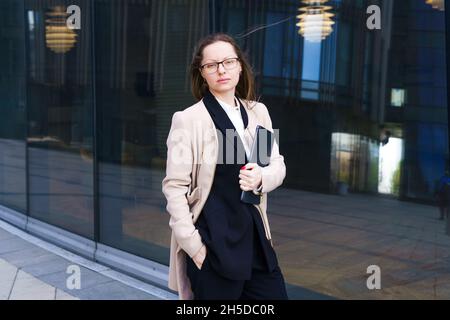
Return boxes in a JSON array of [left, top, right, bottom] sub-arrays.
[[190, 33, 257, 105]]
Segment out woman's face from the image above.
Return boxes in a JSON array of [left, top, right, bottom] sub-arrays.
[[200, 41, 242, 95]]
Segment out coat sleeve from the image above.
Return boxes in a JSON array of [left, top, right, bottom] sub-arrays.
[[161, 111, 204, 258], [258, 103, 287, 194]]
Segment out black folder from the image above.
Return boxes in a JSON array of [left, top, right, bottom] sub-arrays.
[[240, 125, 275, 204]]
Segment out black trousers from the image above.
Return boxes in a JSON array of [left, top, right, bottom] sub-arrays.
[[185, 233, 288, 300]]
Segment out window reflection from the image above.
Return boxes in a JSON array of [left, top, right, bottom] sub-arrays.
[[95, 0, 210, 263], [25, 0, 94, 238], [219, 0, 448, 299], [0, 0, 27, 212]]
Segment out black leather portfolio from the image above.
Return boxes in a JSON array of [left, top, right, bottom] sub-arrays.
[[240, 125, 275, 205]]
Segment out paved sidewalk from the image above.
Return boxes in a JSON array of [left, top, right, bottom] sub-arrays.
[[0, 257, 78, 300], [0, 222, 175, 300]]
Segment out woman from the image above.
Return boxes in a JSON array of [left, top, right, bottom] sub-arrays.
[[162, 33, 287, 300]]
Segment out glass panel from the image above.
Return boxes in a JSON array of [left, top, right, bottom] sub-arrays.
[[25, 0, 94, 238], [95, 0, 210, 264], [0, 0, 27, 212], [217, 0, 449, 299]]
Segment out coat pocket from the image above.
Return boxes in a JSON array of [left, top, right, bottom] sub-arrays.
[[186, 186, 201, 205]]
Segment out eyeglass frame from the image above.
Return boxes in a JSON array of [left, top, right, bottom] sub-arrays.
[[199, 57, 241, 74]]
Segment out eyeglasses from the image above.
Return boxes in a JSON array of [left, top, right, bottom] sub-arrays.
[[200, 57, 240, 74]]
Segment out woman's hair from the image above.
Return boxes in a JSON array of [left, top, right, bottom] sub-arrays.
[[190, 33, 257, 106]]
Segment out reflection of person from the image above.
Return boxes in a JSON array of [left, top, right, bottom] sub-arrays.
[[162, 33, 288, 300], [435, 171, 450, 221]]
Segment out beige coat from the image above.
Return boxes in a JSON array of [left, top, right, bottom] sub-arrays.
[[161, 97, 286, 300]]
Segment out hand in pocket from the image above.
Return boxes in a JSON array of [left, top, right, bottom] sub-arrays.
[[193, 244, 207, 270]]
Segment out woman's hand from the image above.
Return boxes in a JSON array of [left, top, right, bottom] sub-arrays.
[[239, 163, 262, 191], [192, 244, 207, 270]]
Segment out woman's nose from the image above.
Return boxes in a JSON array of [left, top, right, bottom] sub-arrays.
[[217, 63, 226, 74]]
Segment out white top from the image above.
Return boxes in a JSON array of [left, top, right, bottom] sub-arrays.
[[214, 95, 263, 194], [215, 96, 251, 159]]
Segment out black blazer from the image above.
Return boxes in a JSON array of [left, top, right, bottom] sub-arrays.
[[193, 90, 277, 280]]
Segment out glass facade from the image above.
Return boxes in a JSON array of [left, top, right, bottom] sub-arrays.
[[25, 0, 94, 238], [0, 0, 449, 299], [0, 0, 27, 212]]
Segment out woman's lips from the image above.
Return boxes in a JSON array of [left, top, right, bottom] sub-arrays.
[[217, 79, 230, 83]]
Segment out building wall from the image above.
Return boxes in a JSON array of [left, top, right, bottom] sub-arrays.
[[0, 0, 448, 297]]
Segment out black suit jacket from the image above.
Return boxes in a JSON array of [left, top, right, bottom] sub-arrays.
[[193, 90, 277, 280]]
